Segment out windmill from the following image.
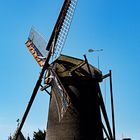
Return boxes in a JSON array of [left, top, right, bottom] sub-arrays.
[[14, 0, 116, 140]]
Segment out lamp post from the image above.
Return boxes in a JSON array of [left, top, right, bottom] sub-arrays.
[[88, 49, 103, 69]]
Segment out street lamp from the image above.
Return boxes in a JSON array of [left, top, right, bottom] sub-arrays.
[[88, 48, 103, 69]]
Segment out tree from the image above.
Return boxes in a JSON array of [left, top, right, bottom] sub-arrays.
[[33, 129, 46, 140]]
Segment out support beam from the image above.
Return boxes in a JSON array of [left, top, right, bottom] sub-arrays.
[[83, 54, 92, 77], [97, 83, 113, 140], [14, 56, 49, 140], [109, 70, 116, 140]]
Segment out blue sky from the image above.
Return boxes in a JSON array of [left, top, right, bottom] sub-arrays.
[[0, 0, 140, 140]]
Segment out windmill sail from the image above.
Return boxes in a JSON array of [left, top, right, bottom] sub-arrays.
[[25, 0, 78, 66], [50, 0, 78, 60], [45, 0, 78, 63], [51, 69, 70, 121], [25, 27, 48, 67]]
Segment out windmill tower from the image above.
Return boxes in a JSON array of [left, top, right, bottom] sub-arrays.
[[14, 0, 116, 140]]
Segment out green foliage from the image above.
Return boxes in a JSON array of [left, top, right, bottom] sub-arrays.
[[32, 129, 46, 140]]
